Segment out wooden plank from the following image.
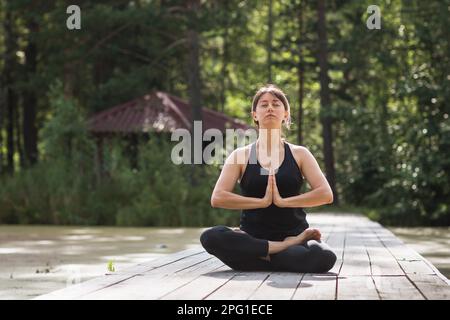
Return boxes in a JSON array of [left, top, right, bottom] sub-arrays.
[[364, 229, 405, 276], [122, 247, 205, 272], [205, 271, 270, 300], [146, 257, 226, 300], [142, 258, 226, 300], [160, 264, 236, 300], [371, 226, 436, 275], [80, 252, 213, 299], [337, 276, 380, 300], [407, 274, 450, 300], [339, 228, 371, 276], [371, 226, 425, 261], [325, 225, 346, 275], [398, 260, 437, 275], [418, 254, 450, 284], [291, 274, 336, 300], [372, 276, 424, 300], [249, 272, 303, 300], [34, 273, 138, 300], [34, 248, 204, 300], [307, 213, 339, 227]]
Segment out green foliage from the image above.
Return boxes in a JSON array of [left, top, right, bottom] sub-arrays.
[[115, 137, 237, 227], [328, 0, 450, 226], [41, 81, 95, 161], [0, 82, 106, 224], [0, 134, 238, 226], [1, 1, 448, 226], [0, 85, 237, 226]]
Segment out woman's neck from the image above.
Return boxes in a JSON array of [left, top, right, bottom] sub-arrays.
[[257, 128, 284, 156]]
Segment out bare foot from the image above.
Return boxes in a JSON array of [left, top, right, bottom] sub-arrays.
[[284, 228, 321, 246]]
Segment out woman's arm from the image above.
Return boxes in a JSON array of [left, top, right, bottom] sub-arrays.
[[211, 148, 271, 210], [275, 147, 333, 208]]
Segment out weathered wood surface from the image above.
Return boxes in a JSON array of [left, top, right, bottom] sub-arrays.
[[35, 213, 450, 300]]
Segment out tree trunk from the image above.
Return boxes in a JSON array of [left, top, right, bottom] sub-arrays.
[[267, 0, 273, 83], [317, 0, 338, 204], [23, 18, 39, 166], [186, 0, 203, 185], [4, 6, 17, 175], [15, 96, 24, 168], [6, 91, 15, 175], [64, 64, 74, 98], [0, 1, 4, 174], [186, 12, 202, 124], [220, 2, 230, 113], [297, 0, 305, 146], [0, 85, 3, 173], [94, 136, 104, 185]]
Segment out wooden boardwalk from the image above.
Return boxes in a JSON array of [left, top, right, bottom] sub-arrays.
[[35, 213, 450, 300]]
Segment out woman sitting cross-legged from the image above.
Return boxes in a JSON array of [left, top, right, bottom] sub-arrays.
[[200, 84, 337, 273]]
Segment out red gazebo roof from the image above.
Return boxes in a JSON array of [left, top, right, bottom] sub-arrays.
[[87, 91, 253, 134]]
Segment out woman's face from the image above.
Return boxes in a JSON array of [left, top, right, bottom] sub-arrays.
[[253, 92, 288, 129]]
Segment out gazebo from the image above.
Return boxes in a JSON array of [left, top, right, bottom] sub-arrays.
[[87, 90, 253, 180]]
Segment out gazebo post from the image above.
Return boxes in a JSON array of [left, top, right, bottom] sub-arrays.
[[95, 135, 104, 184], [124, 133, 139, 170]]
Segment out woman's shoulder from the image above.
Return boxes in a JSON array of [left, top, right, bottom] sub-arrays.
[[284, 141, 313, 169], [226, 144, 253, 166], [237, 143, 253, 161], [285, 140, 310, 155]]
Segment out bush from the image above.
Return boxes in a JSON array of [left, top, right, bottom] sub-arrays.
[[115, 137, 238, 227]]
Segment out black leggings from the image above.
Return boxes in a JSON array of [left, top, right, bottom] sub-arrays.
[[200, 225, 337, 273]]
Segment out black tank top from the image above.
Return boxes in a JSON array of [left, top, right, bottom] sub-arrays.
[[239, 140, 309, 241]]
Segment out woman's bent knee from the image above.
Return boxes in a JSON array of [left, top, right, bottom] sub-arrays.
[[200, 225, 229, 253], [318, 250, 337, 273], [306, 241, 337, 273]]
